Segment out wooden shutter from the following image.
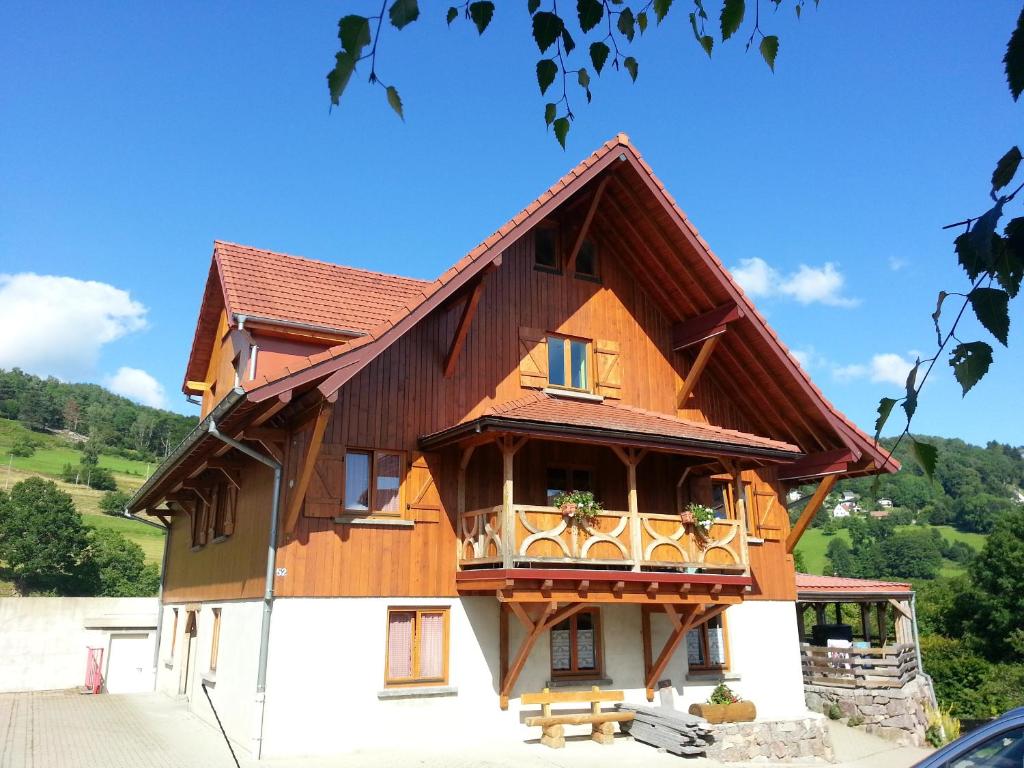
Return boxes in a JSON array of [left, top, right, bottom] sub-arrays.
[[222, 483, 238, 537], [305, 444, 344, 518], [206, 485, 218, 542], [594, 339, 622, 399], [196, 498, 210, 546], [519, 327, 548, 389], [407, 452, 442, 523], [752, 490, 783, 540]]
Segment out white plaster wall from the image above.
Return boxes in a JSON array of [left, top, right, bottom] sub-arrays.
[[0, 597, 157, 693], [258, 597, 807, 758], [156, 599, 263, 753]]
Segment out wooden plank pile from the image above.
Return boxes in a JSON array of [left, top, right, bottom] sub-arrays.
[[616, 703, 713, 756]]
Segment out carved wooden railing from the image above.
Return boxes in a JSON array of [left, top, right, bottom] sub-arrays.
[[800, 643, 919, 689], [458, 504, 748, 573]]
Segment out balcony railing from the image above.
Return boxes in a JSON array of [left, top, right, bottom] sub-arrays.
[[458, 504, 749, 573]]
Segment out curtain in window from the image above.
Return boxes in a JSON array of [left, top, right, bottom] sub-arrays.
[[418, 612, 445, 679], [387, 611, 415, 679], [345, 452, 370, 511], [376, 453, 402, 514]]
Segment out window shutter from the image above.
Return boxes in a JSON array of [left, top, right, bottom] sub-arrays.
[[206, 486, 218, 542], [753, 490, 782, 540], [197, 498, 210, 546], [593, 339, 621, 399], [407, 452, 442, 523], [519, 327, 548, 389], [222, 484, 238, 536], [305, 444, 344, 518]]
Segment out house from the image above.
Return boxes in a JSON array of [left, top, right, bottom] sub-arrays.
[[869, 509, 891, 519], [877, 498, 894, 508], [127, 135, 898, 759], [832, 501, 856, 518]]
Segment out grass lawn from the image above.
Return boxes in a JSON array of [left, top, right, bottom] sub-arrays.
[[84, 514, 166, 564], [796, 522, 987, 578]]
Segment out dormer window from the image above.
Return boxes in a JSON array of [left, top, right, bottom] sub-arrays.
[[547, 334, 589, 391]]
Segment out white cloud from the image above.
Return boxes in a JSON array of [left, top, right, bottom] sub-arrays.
[[888, 256, 907, 272], [0, 273, 148, 379], [831, 353, 916, 387], [730, 257, 859, 307], [106, 367, 167, 409]]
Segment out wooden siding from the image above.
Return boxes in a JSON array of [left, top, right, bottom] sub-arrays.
[[167, 225, 795, 600], [163, 460, 273, 603]]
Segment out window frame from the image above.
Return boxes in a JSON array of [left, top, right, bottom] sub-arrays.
[[343, 448, 407, 518], [546, 333, 592, 393], [549, 607, 604, 678], [384, 606, 450, 688], [686, 613, 730, 672], [533, 222, 561, 273], [209, 607, 222, 672], [709, 476, 737, 520]]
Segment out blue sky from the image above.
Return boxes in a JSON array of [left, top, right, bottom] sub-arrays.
[[0, 2, 1020, 446]]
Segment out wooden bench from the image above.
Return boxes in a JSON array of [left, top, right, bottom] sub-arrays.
[[522, 686, 635, 748]]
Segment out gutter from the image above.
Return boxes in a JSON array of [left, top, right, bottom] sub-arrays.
[[206, 420, 282, 760], [232, 312, 367, 340]]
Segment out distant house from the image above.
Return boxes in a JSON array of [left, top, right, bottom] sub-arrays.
[[127, 135, 900, 759], [832, 501, 857, 518], [869, 510, 890, 519], [877, 498, 893, 508]]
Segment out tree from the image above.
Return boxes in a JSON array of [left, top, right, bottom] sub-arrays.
[[879, 529, 943, 580], [83, 465, 117, 491], [825, 537, 855, 577], [17, 380, 59, 431], [953, 492, 1015, 533], [792, 548, 808, 573], [955, 508, 1024, 662], [99, 489, 132, 516], [87, 528, 160, 597], [62, 398, 81, 432], [0, 478, 92, 594], [9, 434, 36, 457]]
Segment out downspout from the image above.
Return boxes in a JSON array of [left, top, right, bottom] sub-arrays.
[[207, 420, 283, 760], [909, 593, 937, 708]]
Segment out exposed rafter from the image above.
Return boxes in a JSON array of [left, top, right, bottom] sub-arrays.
[[672, 302, 742, 351], [786, 474, 838, 553], [777, 449, 854, 482], [443, 257, 501, 378], [676, 335, 719, 409], [281, 400, 332, 537], [565, 176, 610, 274]]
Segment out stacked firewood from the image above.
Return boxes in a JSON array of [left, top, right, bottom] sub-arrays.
[[616, 703, 713, 756]]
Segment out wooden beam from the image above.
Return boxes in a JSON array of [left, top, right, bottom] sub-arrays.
[[565, 176, 610, 274], [777, 449, 854, 482], [443, 258, 499, 378], [281, 401, 332, 536], [672, 302, 742, 351], [243, 427, 286, 442], [250, 391, 292, 428], [641, 606, 653, 688], [786, 474, 837, 553], [509, 601, 534, 631], [185, 380, 210, 392], [676, 335, 720, 408], [499, 603, 509, 709], [644, 605, 698, 700], [500, 601, 557, 707]]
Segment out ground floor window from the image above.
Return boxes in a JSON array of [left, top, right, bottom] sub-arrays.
[[385, 607, 449, 686], [687, 614, 728, 670], [550, 608, 602, 677]]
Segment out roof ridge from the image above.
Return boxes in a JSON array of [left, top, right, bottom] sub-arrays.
[[214, 240, 433, 285]]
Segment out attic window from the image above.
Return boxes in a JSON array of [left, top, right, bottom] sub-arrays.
[[534, 226, 559, 271], [575, 240, 598, 279]]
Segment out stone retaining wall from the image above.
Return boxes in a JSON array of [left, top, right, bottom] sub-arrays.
[[704, 716, 834, 762], [804, 676, 934, 747]]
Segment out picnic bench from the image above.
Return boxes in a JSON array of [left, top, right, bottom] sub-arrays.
[[522, 686, 635, 748]]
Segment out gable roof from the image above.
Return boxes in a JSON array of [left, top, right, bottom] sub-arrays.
[[237, 134, 897, 478], [420, 391, 801, 460], [182, 241, 430, 388]]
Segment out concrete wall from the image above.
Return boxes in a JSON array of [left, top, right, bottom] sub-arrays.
[[255, 596, 809, 758], [156, 599, 263, 754], [0, 597, 157, 693]]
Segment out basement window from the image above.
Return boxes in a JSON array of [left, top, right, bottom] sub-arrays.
[[385, 607, 449, 687], [687, 614, 729, 671], [550, 608, 602, 678]]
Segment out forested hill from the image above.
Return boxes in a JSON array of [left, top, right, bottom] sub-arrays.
[[0, 368, 197, 462], [831, 435, 1024, 533]]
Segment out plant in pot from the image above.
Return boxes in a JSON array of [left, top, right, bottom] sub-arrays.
[[682, 503, 716, 542], [553, 490, 603, 530], [688, 683, 756, 724]]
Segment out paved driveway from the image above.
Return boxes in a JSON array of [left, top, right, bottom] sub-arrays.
[[0, 691, 933, 768]]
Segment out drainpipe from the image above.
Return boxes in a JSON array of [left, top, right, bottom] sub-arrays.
[[909, 593, 937, 708], [207, 420, 283, 760]]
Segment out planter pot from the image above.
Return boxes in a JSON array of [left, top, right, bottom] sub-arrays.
[[680, 510, 696, 525], [559, 503, 578, 517], [688, 701, 756, 724]]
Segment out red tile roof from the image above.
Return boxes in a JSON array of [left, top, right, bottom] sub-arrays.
[[422, 391, 801, 456], [215, 241, 431, 335], [795, 573, 912, 596]]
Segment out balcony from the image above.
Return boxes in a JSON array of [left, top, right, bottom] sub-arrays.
[[458, 504, 748, 573]]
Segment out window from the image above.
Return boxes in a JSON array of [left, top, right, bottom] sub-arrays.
[[575, 239, 599, 279], [687, 614, 729, 671], [385, 607, 449, 686], [550, 608, 602, 677], [345, 450, 406, 516], [547, 335, 590, 391], [546, 466, 593, 506], [711, 480, 733, 520], [209, 608, 222, 672], [534, 225, 559, 270], [949, 726, 1024, 768]]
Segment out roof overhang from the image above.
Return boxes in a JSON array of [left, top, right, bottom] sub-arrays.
[[418, 414, 803, 463]]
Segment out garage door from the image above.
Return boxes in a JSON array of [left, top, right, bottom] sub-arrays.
[[105, 633, 152, 694]]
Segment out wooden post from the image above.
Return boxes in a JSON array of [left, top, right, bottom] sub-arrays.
[[814, 604, 826, 627], [457, 445, 476, 567], [613, 447, 645, 570], [641, 607, 653, 700], [786, 474, 837, 553], [835, 603, 842, 625], [860, 603, 871, 644], [499, 603, 509, 709], [876, 602, 889, 645], [501, 438, 516, 569]]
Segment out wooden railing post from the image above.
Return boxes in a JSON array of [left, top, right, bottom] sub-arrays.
[[501, 438, 515, 569], [612, 447, 646, 571]]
